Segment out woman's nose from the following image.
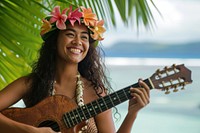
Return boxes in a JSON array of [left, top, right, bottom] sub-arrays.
[[72, 37, 82, 46]]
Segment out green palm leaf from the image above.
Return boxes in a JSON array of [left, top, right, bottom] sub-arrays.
[[0, 0, 159, 90]]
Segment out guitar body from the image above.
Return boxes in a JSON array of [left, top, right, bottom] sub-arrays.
[[1, 95, 86, 133]]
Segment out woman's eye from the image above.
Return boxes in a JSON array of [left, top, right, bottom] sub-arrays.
[[81, 36, 88, 40], [66, 33, 74, 37]]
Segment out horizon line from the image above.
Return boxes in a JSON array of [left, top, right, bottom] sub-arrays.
[[105, 57, 200, 67]]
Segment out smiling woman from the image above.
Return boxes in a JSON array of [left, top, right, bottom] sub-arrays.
[[0, 5, 151, 133], [56, 23, 90, 64], [0, 0, 158, 89]]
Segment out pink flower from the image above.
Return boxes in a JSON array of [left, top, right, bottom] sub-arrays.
[[67, 6, 83, 26], [50, 6, 68, 30]]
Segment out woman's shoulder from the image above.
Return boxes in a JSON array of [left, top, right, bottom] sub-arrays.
[[12, 75, 32, 87], [0, 75, 32, 110], [2, 75, 32, 93]]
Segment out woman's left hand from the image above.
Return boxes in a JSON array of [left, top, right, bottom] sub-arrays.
[[128, 79, 150, 115]]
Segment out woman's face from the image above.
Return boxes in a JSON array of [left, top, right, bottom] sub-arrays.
[[56, 22, 90, 64]]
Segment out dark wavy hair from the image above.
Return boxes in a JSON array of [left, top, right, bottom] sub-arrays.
[[23, 28, 112, 108]]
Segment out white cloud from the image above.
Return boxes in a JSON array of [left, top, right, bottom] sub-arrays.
[[102, 0, 200, 47]]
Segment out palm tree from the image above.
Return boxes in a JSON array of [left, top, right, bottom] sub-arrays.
[[0, 0, 159, 89]]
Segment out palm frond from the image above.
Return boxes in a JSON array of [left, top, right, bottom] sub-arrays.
[[0, 0, 159, 89]]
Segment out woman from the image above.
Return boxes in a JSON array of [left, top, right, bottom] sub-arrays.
[[0, 6, 150, 133]]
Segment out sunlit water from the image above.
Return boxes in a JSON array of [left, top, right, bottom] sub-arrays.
[[106, 57, 200, 133], [13, 58, 200, 133]]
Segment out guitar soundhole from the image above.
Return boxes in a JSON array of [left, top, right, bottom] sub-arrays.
[[38, 120, 60, 132]]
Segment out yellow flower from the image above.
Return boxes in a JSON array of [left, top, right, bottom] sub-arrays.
[[81, 7, 97, 26], [90, 20, 106, 40], [40, 19, 52, 35]]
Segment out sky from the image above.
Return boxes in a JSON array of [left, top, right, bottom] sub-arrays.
[[102, 0, 200, 47]]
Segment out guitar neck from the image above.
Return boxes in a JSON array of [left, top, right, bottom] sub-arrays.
[[63, 78, 153, 128]]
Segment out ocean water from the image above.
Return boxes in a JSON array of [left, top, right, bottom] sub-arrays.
[[13, 58, 200, 133], [106, 58, 200, 133]]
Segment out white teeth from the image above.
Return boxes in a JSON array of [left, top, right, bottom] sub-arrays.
[[69, 48, 81, 53]]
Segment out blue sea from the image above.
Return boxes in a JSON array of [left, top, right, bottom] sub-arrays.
[[106, 57, 200, 133], [14, 57, 200, 133]]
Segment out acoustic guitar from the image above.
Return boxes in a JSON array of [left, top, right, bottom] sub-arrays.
[[1, 64, 192, 133]]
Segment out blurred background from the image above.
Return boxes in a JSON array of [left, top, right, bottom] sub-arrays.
[[1, 0, 200, 133], [103, 0, 200, 132]]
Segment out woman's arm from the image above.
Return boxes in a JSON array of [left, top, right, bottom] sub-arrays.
[[117, 80, 150, 133], [95, 109, 116, 133], [0, 77, 35, 133], [0, 77, 60, 133], [94, 80, 150, 133], [0, 77, 29, 111]]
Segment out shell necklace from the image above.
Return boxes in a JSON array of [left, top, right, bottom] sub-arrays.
[[51, 72, 88, 131]]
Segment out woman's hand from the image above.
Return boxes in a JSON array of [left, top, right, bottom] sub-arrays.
[[117, 79, 150, 133], [128, 79, 150, 115]]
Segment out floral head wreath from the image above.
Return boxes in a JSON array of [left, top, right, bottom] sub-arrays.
[[40, 6, 106, 43]]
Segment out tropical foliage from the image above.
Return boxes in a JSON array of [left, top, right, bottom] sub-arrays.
[[0, 0, 158, 89]]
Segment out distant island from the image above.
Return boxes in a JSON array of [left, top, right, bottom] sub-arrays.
[[103, 41, 200, 58]]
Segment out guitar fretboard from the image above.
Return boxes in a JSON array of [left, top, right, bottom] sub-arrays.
[[63, 78, 152, 128]]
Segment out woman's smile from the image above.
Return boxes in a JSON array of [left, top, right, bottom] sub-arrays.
[[68, 47, 82, 55]]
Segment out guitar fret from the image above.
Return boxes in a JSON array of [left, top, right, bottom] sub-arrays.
[[82, 105, 92, 118], [115, 92, 122, 103], [94, 100, 102, 113], [108, 95, 114, 107], [110, 92, 121, 105], [102, 97, 109, 109], [117, 90, 127, 102], [67, 113, 74, 128], [86, 103, 96, 116], [77, 107, 86, 121], [122, 88, 129, 100], [74, 109, 82, 124], [126, 87, 132, 98], [90, 102, 97, 115], [72, 110, 79, 124], [86, 105, 92, 117], [69, 111, 76, 126], [67, 113, 73, 126], [98, 98, 108, 111], [105, 95, 114, 108], [63, 113, 71, 128]]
